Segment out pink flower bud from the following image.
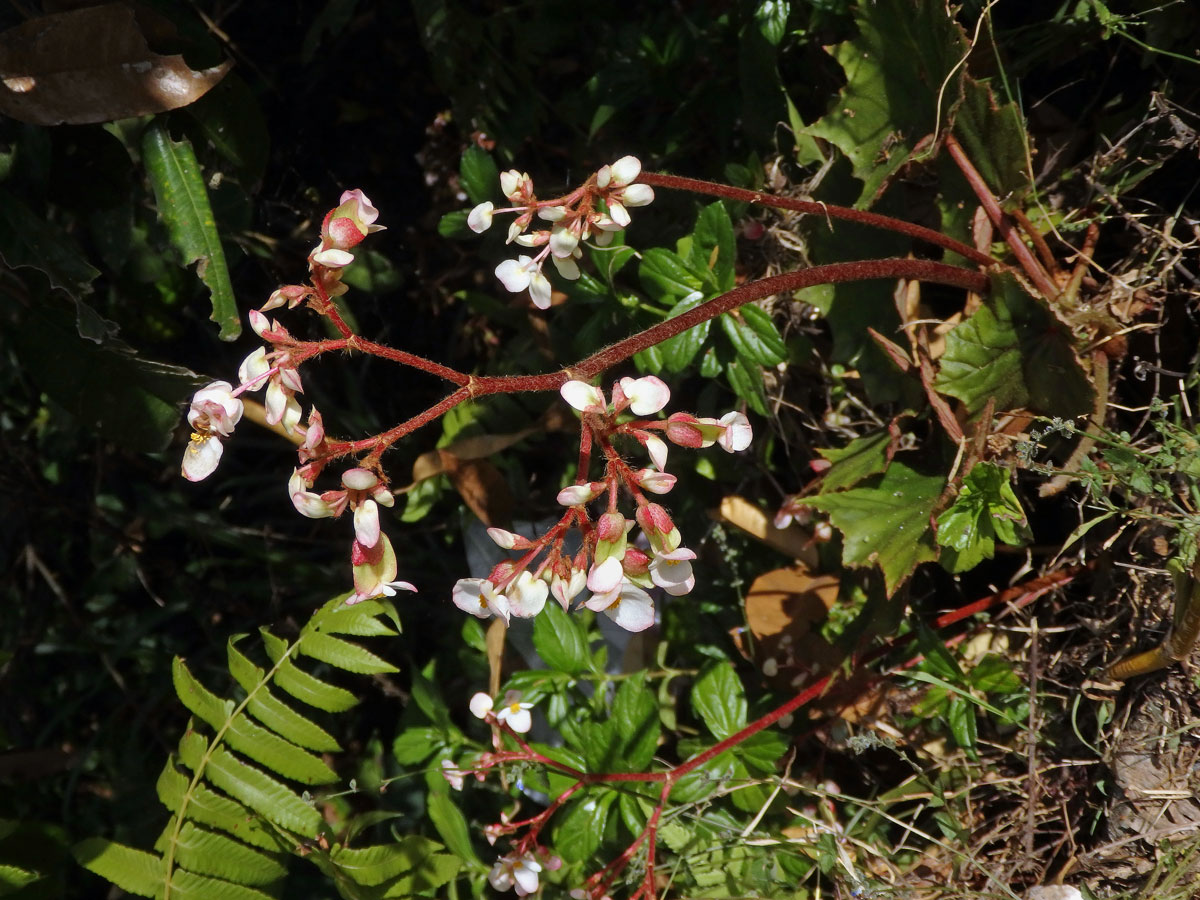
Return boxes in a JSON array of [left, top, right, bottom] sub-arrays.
[[665, 413, 704, 448]]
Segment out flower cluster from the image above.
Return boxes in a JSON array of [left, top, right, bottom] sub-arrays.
[[466, 156, 654, 309], [451, 375, 750, 633], [180, 190, 412, 604]]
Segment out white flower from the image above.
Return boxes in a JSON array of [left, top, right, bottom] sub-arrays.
[[353, 498, 381, 548], [467, 201, 494, 233], [181, 434, 224, 482], [488, 853, 542, 896], [718, 411, 753, 451], [585, 581, 655, 632], [495, 692, 535, 734], [587, 556, 624, 594], [635, 468, 676, 495], [619, 375, 670, 416], [469, 692, 494, 719], [556, 483, 602, 507], [507, 571, 548, 618], [560, 381, 606, 412], [452, 578, 511, 623], [187, 381, 242, 437], [288, 469, 334, 518], [549, 224, 579, 258], [439, 759, 465, 791], [644, 434, 669, 471], [550, 567, 587, 609], [495, 256, 553, 309], [649, 547, 696, 596]]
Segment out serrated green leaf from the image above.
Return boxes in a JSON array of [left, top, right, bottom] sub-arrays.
[[553, 791, 615, 864], [817, 430, 892, 491], [427, 789, 481, 866], [639, 247, 706, 301], [578, 719, 619, 773], [142, 122, 239, 340], [297, 631, 397, 675], [691, 661, 746, 741], [970, 655, 1021, 694], [612, 673, 660, 771], [260, 629, 360, 712], [952, 74, 1030, 199], [156, 759, 286, 852], [158, 821, 287, 886], [936, 462, 1030, 573], [317, 600, 399, 637], [532, 598, 590, 675], [173, 658, 234, 730], [200, 747, 322, 836], [460, 146, 499, 205], [591, 242, 635, 284], [801, 461, 945, 594], [72, 838, 162, 898], [725, 356, 768, 415], [736, 729, 789, 775], [657, 291, 712, 373], [802, 0, 968, 205], [934, 273, 1092, 418], [392, 728, 441, 766], [223, 716, 337, 785]]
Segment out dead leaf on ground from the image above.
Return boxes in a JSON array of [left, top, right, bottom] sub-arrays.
[[0, 3, 230, 125], [744, 565, 842, 689]]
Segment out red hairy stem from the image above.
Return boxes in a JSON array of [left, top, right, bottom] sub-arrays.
[[639, 171, 996, 268], [350, 336, 471, 384], [320, 258, 989, 461], [943, 135, 1060, 300]]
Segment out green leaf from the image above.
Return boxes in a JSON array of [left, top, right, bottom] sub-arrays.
[[72, 838, 162, 898], [328, 837, 453, 887], [934, 273, 1092, 418], [142, 122, 239, 340], [532, 598, 590, 675], [936, 462, 1030, 573], [167, 868, 278, 900], [946, 695, 979, 758], [189, 746, 322, 837], [951, 74, 1030, 200], [720, 308, 785, 367], [657, 291, 712, 373], [392, 727, 441, 766], [427, 789, 481, 866], [156, 759, 287, 852], [437, 209, 473, 239], [970, 655, 1021, 694], [691, 661, 746, 741], [801, 460, 945, 594], [612, 673, 660, 771], [736, 729, 788, 775], [297, 631, 397, 675], [173, 658, 234, 730], [754, 0, 790, 45], [222, 716, 338, 785], [725, 356, 768, 416], [460, 146, 499, 205], [260, 629, 360, 712], [0, 187, 99, 298], [802, 0, 969, 205], [818, 430, 892, 491], [158, 821, 287, 886], [639, 248, 706, 301], [553, 791, 615, 864], [691, 201, 736, 292]]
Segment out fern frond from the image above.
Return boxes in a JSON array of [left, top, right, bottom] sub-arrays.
[[77, 596, 460, 899]]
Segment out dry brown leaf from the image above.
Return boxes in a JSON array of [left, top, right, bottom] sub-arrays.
[[439, 450, 513, 528], [713, 495, 818, 567], [745, 565, 842, 688], [0, 4, 230, 125]]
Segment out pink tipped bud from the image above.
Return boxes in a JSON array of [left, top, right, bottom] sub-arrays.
[[665, 413, 704, 448], [487, 528, 532, 550]]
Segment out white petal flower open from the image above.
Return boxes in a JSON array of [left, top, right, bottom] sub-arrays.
[[550, 253, 580, 280], [467, 201, 494, 233], [237, 347, 271, 390], [560, 381, 606, 412], [649, 547, 696, 596], [507, 571, 548, 618], [587, 556, 624, 594], [289, 469, 334, 518], [188, 382, 243, 436], [549, 225, 579, 258], [452, 578, 511, 623], [585, 582, 655, 632], [619, 375, 670, 415], [181, 434, 223, 481], [495, 695, 534, 734], [528, 271, 552, 309], [495, 256, 534, 293]]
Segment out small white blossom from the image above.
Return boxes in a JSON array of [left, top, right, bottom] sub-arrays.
[[560, 381, 606, 412], [488, 852, 542, 896], [585, 581, 655, 632], [717, 411, 753, 451], [649, 547, 696, 596], [619, 375, 670, 416], [507, 571, 548, 618], [495, 692, 535, 734], [452, 578, 511, 622], [467, 201, 494, 233]]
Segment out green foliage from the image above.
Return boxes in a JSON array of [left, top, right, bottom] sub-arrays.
[[75, 597, 459, 899], [936, 462, 1031, 573]]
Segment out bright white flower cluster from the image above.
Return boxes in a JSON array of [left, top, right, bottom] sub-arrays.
[[467, 156, 654, 309], [450, 375, 751, 633]]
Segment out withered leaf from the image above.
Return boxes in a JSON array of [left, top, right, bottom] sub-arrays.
[[0, 4, 230, 126]]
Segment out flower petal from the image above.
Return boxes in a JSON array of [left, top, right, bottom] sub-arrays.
[[467, 201, 494, 233], [560, 381, 606, 412], [181, 435, 223, 481]]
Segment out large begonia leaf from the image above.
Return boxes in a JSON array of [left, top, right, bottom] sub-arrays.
[[934, 272, 1092, 418], [802, 0, 965, 206], [817, 429, 892, 492], [800, 460, 944, 595], [0, 4, 230, 126]]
